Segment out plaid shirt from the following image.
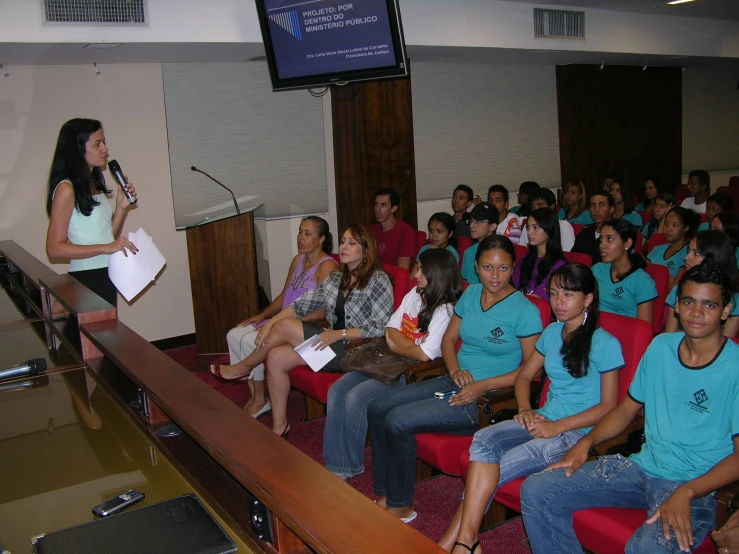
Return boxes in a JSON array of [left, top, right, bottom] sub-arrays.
[[291, 269, 393, 339]]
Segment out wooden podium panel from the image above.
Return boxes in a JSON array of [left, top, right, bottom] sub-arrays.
[[186, 212, 259, 354]]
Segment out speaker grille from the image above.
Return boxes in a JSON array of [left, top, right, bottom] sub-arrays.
[[42, 0, 146, 24], [534, 8, 585, 39]]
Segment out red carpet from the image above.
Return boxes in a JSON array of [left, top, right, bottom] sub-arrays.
[[166, 345, 532, 553]]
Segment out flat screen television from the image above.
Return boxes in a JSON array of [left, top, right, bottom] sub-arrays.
[[255, 0, 408, 92]]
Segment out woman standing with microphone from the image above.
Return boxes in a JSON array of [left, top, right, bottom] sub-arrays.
[[45, 119, 137, 306]]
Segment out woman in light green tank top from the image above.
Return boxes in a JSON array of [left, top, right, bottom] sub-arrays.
[[45, 119, 138, 306]]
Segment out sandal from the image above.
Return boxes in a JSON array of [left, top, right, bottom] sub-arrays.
[[209, 364, 248, 382], [453, 541, 480, 554]]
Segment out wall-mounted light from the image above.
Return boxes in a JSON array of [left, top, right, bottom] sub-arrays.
[[599, 61, 605, 71], [667, 0, 696, 5], [0, 64, 8, 78], [642, 65, 648, 71], [94, 62, 100, 76]]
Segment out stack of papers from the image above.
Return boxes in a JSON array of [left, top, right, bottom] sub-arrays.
[[294, 335, 337, 372], [108, 228, 166, 302]]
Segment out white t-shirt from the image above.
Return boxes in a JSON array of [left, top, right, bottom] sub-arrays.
[[680, 197, 706, 214], [496, 213, 524, 242], [386, 288, 453, 360], [519, 219, 575, 252]]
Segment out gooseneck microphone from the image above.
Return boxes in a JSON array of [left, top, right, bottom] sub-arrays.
[[0, 358, 47, 381], [190, 166, 240, 216], [108, 159, 138, 205]]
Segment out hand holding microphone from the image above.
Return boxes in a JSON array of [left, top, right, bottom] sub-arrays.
[[108, 159, 138, 206]]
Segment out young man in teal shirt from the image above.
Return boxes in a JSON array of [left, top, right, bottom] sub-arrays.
[[521, 262, 739, 553]]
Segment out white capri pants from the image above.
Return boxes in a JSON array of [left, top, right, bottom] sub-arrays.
[[226, 324, 265, 381]]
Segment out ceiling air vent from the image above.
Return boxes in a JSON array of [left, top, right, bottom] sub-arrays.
[[534, 8, 585, 39], [41, 0, 146, 24]]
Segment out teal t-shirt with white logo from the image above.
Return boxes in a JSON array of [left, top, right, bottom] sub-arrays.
[[647, 243, 688, 277], [628, 333, 739, 482], [454, 285, 542, 382], [592, 263, 658, 319]]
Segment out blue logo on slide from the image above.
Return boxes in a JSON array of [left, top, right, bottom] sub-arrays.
[[269, 10, 303, 41]]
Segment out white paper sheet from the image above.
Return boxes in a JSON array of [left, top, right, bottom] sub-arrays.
[[294, 335, 337, 372], [108, 227, 166, 302]]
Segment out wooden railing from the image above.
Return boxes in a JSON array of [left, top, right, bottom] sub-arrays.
[[0, 241, 444, 554]]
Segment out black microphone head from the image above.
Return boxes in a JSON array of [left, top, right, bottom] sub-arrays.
[[191, 166, 198, 171], [108, 159, 121, 172], [33, 358, 47, 372]]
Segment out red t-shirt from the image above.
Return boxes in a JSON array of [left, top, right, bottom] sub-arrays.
[[370, 220, 416, 266]]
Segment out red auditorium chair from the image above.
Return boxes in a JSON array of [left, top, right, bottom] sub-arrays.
[[415, 230, 427, 259], [717, 186, 739, 214], [636, 210, 651, 225], [634, 230, 644, 253], [571, 223, 585, 237], [563, 250, 592, 267], [455, 236, 472, 268], [413, 294, 551, 481], [514, 244, 527, 261], [288, 263, 410, 420], [459, 313, 652, 530], [674, 183, 689, 207], [645, 263, 670, 334], [646, 232, 667, 254], [729, 176, 739, 190]]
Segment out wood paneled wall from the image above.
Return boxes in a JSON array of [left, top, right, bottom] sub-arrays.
[[331, 76, 418, 233], [556, 65, 682, 201]]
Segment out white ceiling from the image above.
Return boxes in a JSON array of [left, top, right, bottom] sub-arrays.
[[505, 0, 739, 21]]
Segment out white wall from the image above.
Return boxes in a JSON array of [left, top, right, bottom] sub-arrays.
[[0, 64, 194, 341], [2, 1, 739, 60]]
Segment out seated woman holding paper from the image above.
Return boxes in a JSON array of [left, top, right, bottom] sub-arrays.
[[219, 223, 394, 438], [209, 216, 337, 417], [324, 247, 462, 480]]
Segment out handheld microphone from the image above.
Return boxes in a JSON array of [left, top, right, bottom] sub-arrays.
[[0, 358, 47, 382], [190, 166, 240, 216], [108, 159, 138, 205]]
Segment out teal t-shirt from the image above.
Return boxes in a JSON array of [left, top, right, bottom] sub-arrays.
[[417, 243, 459, 263], [593, 263, 658, 319], [454, 286, 543, 382], [665, 285, 739, 317], [628, 334, 739, 482], [647, 243, 688, 277], [621, 211, 643, 227], [558, 208, 594, 225], [634, 201, 646, 211], [461, 242, 480, 284], [698, 221, 710, 232], [536, 323, 624, 433]]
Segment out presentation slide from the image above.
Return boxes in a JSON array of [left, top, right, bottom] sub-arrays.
[[264, 0, 398, 79]]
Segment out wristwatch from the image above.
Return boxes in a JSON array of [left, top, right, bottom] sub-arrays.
[[342, 329, 347, 341]]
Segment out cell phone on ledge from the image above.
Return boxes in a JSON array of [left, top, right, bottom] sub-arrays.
[[92, 490, 145, 517], [434, 391, 457, 399]]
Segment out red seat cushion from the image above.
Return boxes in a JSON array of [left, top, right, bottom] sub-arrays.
[[416, 433, 473, 476], [289, 365, 341, 403]]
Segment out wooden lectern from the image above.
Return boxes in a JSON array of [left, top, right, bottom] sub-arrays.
[[180, 205, 264, 355]]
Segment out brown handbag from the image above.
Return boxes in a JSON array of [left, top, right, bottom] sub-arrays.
[[339, 338, 412, 386]]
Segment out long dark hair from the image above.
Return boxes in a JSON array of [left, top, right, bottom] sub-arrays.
[[46, 118, 112, 217], [518, 208, 565, 292], [693, 230, 739, 293], [715, 212, 739, 249], [548, 264, 600, 378], [416, 248, 462, 334], [602, 218, 646, 278], [666, 206, 700, 241], [611, 177, 636, 215], [427, 212, 457, 250], [302, 216, 333, 253], [339, 224, 384, 292], [642, 192, 674, 238], [517, 181, 541, 218]]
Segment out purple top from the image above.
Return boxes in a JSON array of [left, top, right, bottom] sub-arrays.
[[255, 254, 334, 328], [512, 256, 566, 302]]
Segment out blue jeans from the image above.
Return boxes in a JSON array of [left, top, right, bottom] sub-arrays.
[[368, 374, 478, 508], [468, 419, 584, 512], [323, 372, 405, 479], [520, 455, 718, 554]]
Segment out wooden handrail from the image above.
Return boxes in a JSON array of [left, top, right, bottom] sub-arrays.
[[80, 318, 443, 553]]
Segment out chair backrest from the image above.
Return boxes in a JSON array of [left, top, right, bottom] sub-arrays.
[[599, 312, 652, 402], [729, 176, 739, 191], [636, 210, 652, 225], [525, 293, 551, 331], [634, 230, 644, 253], [514, 244, 528, 262], [645, 263, 670, 334], [415, 230, 427, 259], [455, 236, 473, 265], [563, 250, 592, 267], [647, 232, 667, 254], [330, 253, 340, 264], [674, 183, 689, 207], [571, 223, 585, 237], [716, 186, 739, 214], [381, 263, 410, 311]]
